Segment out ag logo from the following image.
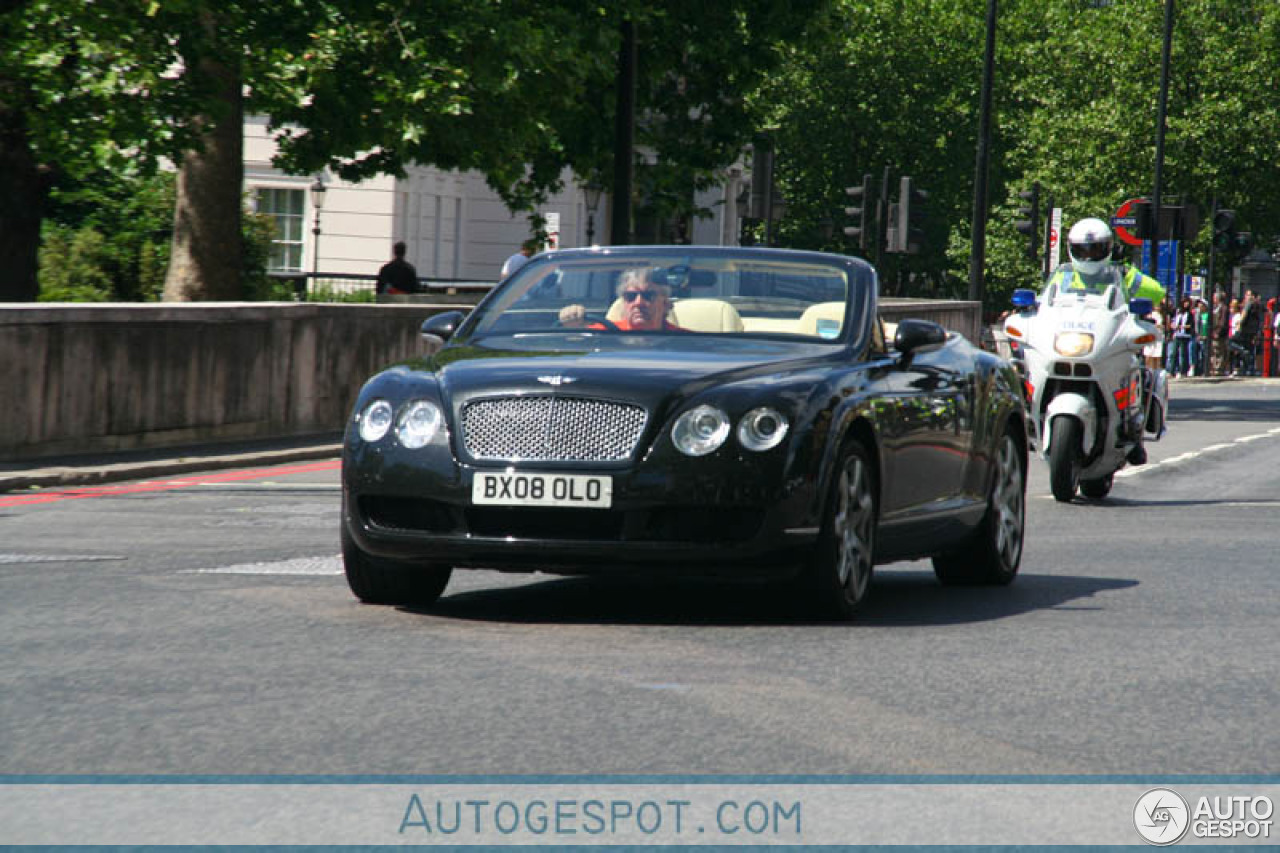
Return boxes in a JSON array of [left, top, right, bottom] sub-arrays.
[[1134, 788, 1190, 845]]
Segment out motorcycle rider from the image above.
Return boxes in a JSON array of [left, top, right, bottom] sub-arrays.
[[1045, 218, 1166, 465]]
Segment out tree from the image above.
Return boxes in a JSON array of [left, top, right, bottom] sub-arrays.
[[269, 1, 825, 229], [0, 0, 225, 301]]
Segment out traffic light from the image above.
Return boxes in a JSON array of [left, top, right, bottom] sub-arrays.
[[1212, 209, 1237, 251], [1235, 232, 1254, 252], [894, 176, 928, 254], [843, 173, 873, 249], [1014, 182, 1040, 262], [1132, 200, 1153, 240]]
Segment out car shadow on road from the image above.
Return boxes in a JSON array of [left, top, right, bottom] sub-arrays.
[[409, 569, 1137, 628]]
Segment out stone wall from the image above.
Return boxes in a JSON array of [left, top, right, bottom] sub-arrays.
[[2, 298, 981, 463], [0, 303, 460, 462]]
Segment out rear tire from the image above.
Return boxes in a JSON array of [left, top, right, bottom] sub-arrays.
[[803, 441, 877, 620], [933, 430, 1025, 586], [341, 525, 452, 606], [1048, 417, 1083, 502], [1079, 473, 1113, 500]]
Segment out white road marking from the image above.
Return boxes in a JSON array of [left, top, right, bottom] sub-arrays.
[[1115, 426, 1280, 479], [180, 555, 342, 575]]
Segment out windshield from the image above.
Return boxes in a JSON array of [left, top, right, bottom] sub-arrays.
[[1044, 264, 1124, 304], [467, 250, 869, 342]]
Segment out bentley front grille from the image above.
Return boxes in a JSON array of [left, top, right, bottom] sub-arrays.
[[461, 396, 648, 462]]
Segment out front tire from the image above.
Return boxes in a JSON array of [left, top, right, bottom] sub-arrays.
[[1048, 416, 1083, 502], [804, 441, 877, 620], [341, 525, 452, 606], [933, 430, 1025, 585]]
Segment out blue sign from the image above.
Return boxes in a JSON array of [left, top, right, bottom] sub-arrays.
[[1141, 240, 1179, 294]]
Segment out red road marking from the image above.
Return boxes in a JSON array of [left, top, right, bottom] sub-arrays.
[[0, 460, 341, 509]]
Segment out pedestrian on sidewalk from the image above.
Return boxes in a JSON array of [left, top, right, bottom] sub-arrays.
[[376, 241, 419, 295], [1169, 297, 1193, 377], [1210, 291, 1229, 376]]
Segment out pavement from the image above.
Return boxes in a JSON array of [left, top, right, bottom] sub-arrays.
[[0, 433, 344, 494]]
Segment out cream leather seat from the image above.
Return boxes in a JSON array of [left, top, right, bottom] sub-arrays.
[[794, 301, 846, 338], [670, 298, 744, 332]]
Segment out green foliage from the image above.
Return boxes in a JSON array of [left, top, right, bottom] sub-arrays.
[[304, 285, 375, 304], [270, 1, 824, 221], [43, 169, 175, 301], [240, 209, 280, 300], [36, 226, 114, 302], [755, 0, 1280, 309]]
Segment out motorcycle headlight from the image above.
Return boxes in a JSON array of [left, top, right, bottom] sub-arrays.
[[736, 407, 789, 452], [396, 400, 444, 449], [672, 405, 730, 456], [357, 399, 394, 443], [1054, 332, 1095, 357]]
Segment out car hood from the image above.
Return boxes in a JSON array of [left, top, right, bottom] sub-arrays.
[[415, 333, 836, 409]]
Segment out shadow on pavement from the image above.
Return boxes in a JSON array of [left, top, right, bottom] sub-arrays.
[[407, 569, 1137, 628]]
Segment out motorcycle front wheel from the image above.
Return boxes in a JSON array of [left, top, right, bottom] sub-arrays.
[[1048, 417, 1082, 502]]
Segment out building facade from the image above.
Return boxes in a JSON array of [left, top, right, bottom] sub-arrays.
[[243, 116, 747, 285]]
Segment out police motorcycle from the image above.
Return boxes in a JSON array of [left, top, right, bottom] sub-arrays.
[[1003, 274, 1168, 502]]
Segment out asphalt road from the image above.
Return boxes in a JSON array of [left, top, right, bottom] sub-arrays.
[[1, 379, 1277, 776]]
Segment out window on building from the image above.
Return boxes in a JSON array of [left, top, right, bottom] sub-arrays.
[[255, 187, 305, 271]]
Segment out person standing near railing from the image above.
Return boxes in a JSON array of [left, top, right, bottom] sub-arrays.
[[376, 241, 419, 295]]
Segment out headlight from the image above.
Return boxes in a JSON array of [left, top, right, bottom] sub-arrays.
[[736, 407, 789, 452], [672, 405, 730, 456], [357, 399, 394, 443], [397, 400, 444, 448], [1054, 331, 1095, 357]]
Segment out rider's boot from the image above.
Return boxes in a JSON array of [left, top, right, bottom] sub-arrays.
[[1127, 441, 1147, 466]]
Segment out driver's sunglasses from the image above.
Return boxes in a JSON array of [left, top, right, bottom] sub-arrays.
[[622, 289, 659, 303]]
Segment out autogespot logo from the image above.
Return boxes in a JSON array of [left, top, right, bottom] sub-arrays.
[[1135, 788, 1191, 845]]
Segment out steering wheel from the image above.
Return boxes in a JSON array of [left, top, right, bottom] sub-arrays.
[[569, 311, 619, 331]]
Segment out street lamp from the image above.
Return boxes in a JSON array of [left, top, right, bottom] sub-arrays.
[[584, 182, 604, 245], [310, 175, 327, 281]]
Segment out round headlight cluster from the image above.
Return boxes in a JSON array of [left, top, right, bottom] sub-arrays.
[[672, 405, 789, 457], [737, 407, 789, 451], [356, 399, 444, 447], [357, 400, 394, 443], [672, 405, 731, 457], [397, 400, 444, 448]]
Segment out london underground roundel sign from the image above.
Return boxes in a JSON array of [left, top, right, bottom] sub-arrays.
[[1112, 198, 1144, 246]]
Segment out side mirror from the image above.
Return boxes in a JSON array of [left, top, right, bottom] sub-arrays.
[[420, 310, 466, 345], [1129, 297, 1154, 317], [894, 318, 947, 358], [1011, 288, 1037, 309]]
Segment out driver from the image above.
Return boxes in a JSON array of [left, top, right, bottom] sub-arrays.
[[558, 268, 684, 331]]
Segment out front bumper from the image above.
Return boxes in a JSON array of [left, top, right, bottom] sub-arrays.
[[342, 452, 820, 579]]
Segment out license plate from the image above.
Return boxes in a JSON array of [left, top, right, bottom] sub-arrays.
[[472, 471, 613, 508]]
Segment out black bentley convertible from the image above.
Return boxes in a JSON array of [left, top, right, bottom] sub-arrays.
[[341, 246, 1027, 619]]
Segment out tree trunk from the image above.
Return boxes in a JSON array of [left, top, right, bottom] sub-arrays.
[[0, 74, 49, 302], [162, 45, 245, 302]]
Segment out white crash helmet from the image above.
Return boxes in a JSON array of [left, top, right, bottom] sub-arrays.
[[1067, 217, 1114, 276]]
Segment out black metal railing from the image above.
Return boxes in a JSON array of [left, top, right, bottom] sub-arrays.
[[269, 272, 496, 301]]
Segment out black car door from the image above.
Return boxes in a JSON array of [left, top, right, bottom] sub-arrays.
[[876, 339, 973, 519]]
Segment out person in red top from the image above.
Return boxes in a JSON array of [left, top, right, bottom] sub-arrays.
[[558, 267, 684, 331]]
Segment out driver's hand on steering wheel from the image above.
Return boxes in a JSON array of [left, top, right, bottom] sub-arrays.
[[558, 304, 587, 327]]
